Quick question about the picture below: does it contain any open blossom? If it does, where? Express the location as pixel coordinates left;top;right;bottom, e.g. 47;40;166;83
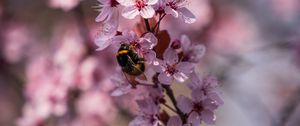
177;94;218;125
188;72;224;105
152;48;194;84
156;0;196;23
176;72;223;125
118;0;158;19
171;35;206;63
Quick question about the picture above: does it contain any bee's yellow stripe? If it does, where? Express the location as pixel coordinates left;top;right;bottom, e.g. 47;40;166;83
118;50;129;55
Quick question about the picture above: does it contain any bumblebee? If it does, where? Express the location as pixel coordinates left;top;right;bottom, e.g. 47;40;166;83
116;43;145;76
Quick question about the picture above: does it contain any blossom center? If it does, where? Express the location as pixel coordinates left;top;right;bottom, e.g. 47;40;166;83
193;102;204;113
166;2;177;10
135;0;147;10
166;64;177;75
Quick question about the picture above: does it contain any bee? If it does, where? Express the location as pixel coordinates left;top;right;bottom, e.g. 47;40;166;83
116;43;145;76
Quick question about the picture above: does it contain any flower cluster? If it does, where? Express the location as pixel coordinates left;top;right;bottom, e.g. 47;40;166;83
94;0;223;125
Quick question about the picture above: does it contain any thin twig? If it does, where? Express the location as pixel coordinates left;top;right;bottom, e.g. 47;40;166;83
162;85;187;123
152;14;166;33
162;103;178;114
144;19;151;32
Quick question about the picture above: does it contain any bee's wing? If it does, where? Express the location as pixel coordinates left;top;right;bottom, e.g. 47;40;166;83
126;55;147;81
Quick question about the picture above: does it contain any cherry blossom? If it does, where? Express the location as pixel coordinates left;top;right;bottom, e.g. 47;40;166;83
152;48;194;84
164;0;196;23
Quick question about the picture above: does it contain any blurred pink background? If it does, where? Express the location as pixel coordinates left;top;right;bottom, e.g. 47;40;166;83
0;0;300;126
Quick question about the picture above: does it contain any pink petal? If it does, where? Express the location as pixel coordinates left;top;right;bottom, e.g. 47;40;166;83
140;6;155;19
191;45;206;60
176;95;193;114
188;112;201;126
191;88;205;102
143;50;156;63
203;99;218;111
163;48;178;65
140;33;157;49
151;59;166;73
201;110;216;125
178;7;196;24
173;72;188;82
208;92;224;105
122;6;139;19
167;116;182;126
111;85;132;96
95;36;113;51
165;6;178;18
117;0;135;6
176;62;194;75
180;35;191;51
146;0;159;5
95;7;110;22
158;72;172;84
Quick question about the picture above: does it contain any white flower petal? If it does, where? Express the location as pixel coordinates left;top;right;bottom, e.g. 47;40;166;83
163;48;178;65
201;110;216;125
140;33;157;49
151;59;165;73
111;85;132;96
173;72;188;82
122;6;139;19
176;62;194;75
158;72;172;84
180;34;191;51
95;7;110;22
178;7;196;24
167;116;182;126
117;0;135;6
146;0;159;5
188;112;201;126
177;95;193;114
140;6;155;19
165;6;178;18
95;37;112;51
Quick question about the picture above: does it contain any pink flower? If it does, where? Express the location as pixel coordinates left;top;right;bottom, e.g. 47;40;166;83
164;0;196;23
118;0;158;19
176;72;223;125
177;95;218;125
152;48;194;84
188;72;224;105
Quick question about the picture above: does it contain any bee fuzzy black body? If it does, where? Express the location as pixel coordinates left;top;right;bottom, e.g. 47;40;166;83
117;44;145;76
